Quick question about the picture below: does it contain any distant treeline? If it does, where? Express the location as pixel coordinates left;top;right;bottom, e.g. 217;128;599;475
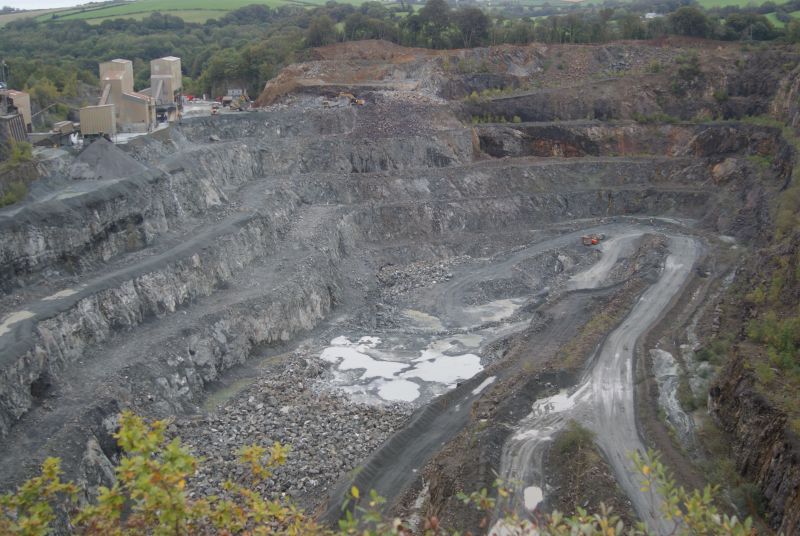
0;0;795;125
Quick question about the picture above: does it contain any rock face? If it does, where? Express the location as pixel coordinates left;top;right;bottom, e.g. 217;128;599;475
476;122;791;166
709;357;800;535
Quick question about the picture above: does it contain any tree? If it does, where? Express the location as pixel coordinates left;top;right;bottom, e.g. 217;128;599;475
24;78;59;110
419;0;450;30
419;0;451;48
618;12;646;40
647;17;668;39
724;13;776;40
454;7;490;48
668;6;710;38
220;4;272;25
507;19;535;44
787;19;800;42
305;15;337;48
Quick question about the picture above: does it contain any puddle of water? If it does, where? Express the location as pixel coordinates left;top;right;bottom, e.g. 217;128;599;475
0;310;35;337
42;288;79;301
201;350;295;410
403;309;444;331
54;189;87;201
463;298;524;324
320;335;485;404
377;379;420;402
532;389;575;415
402;353;482;384
472;376;496;396
451;334;482;348
321;345;407;380
523;486;543;510
202;377;256;411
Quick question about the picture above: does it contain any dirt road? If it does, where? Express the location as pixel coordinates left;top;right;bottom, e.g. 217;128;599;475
496;233;700;534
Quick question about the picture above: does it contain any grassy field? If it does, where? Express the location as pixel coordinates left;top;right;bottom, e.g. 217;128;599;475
694;0;789;8
0;7;72;26
33;0;368;24
764;9;800;27
766;11;785;27
12;0;797;26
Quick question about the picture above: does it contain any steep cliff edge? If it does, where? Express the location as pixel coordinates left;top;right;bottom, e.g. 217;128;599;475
706;71;800;534
709;354;800;533
707;230;800;536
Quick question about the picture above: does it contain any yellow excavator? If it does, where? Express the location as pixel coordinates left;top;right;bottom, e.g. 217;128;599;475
339;92;365;106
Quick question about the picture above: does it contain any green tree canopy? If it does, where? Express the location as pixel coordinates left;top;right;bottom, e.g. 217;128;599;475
668;6;711;38
306;15;337;47
454;7;490;48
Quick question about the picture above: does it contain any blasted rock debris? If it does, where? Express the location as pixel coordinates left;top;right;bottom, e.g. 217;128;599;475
172;355;410;509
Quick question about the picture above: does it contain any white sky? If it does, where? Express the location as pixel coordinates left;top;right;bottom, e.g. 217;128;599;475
4;1;89;9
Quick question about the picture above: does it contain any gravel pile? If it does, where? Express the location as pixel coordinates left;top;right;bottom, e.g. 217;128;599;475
378;257;469;300
170;354;411;510
69;137;148;180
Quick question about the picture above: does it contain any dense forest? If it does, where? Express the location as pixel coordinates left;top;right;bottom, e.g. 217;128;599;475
1;0;797;128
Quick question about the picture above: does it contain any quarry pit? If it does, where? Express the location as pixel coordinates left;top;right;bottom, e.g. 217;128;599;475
1;40;797;534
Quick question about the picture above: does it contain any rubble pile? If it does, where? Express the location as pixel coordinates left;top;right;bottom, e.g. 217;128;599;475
174;355;411;508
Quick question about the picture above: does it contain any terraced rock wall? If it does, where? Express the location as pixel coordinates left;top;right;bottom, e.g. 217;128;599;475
0;91;795;533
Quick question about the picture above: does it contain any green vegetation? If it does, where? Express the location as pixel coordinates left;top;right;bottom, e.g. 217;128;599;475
716;115;800;432
713;88;729;103
552;420;595;454
38;0;365;25
696;420;768;519
0;411;756;535
2;140;33;166
1;412;303;535
670;53;703;96
2;0;799;130
746;154;774;170
442;57;492;75
695;337;733;368
463;85;535;103
471;113;513;124
694;0;784;9
747;312;800;377
0;181;28;208
676;375;701;413
0;140;34;207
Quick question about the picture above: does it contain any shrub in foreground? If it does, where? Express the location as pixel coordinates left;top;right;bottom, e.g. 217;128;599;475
0;412;756;535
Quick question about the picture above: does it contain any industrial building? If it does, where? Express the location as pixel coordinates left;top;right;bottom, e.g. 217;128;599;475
80;56;183;138
146;56;183;122
0;89;32;135
79;104;116;139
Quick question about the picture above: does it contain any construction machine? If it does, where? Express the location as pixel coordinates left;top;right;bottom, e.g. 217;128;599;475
581;233;605;246
338;92;365;105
